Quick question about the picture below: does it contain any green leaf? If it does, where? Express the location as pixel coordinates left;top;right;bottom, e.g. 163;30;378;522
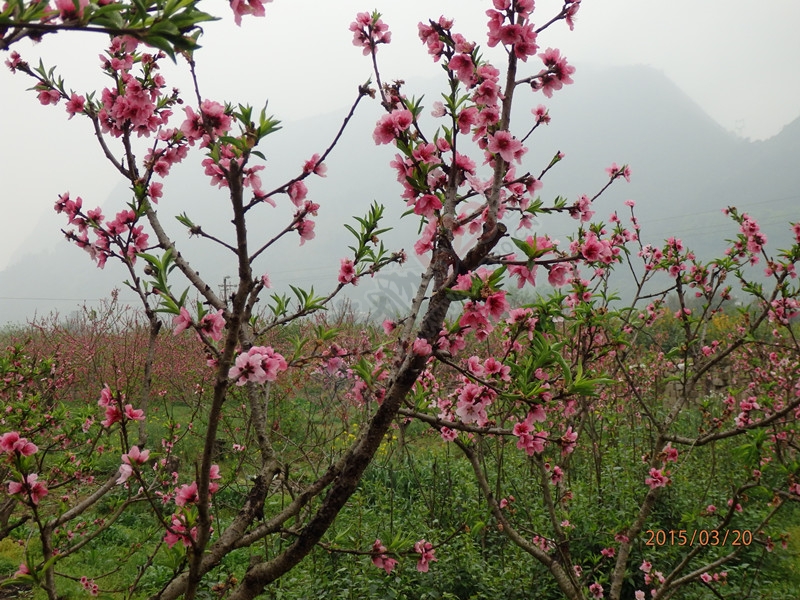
510;236;535;259
175;212;196;229
140;34;176;60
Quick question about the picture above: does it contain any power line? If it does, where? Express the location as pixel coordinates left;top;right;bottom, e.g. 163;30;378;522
638;194;800;226
0;296;107;302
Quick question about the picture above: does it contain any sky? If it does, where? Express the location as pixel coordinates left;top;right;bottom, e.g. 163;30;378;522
1;0;799;276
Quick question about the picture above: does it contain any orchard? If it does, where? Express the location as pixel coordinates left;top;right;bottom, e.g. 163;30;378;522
1;1;799;599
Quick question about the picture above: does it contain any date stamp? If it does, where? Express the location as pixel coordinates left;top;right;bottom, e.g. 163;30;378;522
645;529;753;547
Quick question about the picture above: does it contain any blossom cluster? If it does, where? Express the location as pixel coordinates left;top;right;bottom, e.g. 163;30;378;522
486;0;539;61
97;37;172;138
2;432;47;509
0;431;38;457
228;346;288;385
230;0;271;26
350;11;392;55
8;473;48;506
163;465;221;548
116;445;150;485
98;384;145;428
56;194;150;269
370;539;398;574
172;307;227;342
413;539;437;572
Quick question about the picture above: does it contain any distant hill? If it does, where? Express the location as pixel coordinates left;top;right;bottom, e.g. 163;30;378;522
2;65;798;326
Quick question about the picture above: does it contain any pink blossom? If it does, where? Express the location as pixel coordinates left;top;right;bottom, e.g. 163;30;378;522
700;573;712;583
727;498;743;512
80;577;99;596
536;48;575;97
122;446;150;466
164;515;197;548
172;307;192;335
564;1;580;29
455;385;490;425
38;89;61;105
373;115;398;145
486;130;525;164
230;0;270;26
229;346;288;385
440;427;457;442
547;263;571;287
97;73;166;138
8;473;48;505
414;539;437;572
645;468;669;489
208;464;222;494
459;302;492;340
412;338;432;356
175;481;199;506
148;182;163;203
12;563;31;580
382;319;396;335
606;162;631;182
550;465;564;484
572;194;594;222
296;219;316;244
589;582;604;598
430;101;446;118
180;106;205;142
662;443;678;463
199;100;231;136
509;263;537;288
303;153;327;177
640;560;652;573
484;291;509;320
5;51;22;72
373;109;414;145
448;53;475;83
350;11;392;55
580;233;613;263
116;464;133;485
288;180;308;206
54;0;89;20
243;165;264;194
412;193;443;218
65;93;86;119
102;405;122;428
97;384;114;408
338;258;358;285
124;404;145;421
0;432;38;456
514;412;549;455
418;19;447;59
532;104;551;124
560;426;578;456
371;539;398;574
199;311;226;341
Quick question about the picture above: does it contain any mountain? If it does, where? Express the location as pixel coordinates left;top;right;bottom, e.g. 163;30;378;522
2;65;798;327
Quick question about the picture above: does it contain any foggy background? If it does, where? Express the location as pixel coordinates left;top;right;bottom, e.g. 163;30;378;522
1;0;798;326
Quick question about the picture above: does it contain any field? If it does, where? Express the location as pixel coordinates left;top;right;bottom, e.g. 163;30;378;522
1;297;799;600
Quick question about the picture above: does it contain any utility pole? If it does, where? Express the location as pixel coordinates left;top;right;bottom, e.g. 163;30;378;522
218;276;232;308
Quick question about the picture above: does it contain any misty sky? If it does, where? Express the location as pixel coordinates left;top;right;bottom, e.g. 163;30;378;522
2;0;799;273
